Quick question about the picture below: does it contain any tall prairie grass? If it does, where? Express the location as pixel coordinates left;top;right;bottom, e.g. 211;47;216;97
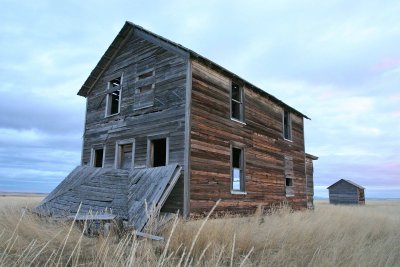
0;196;399;266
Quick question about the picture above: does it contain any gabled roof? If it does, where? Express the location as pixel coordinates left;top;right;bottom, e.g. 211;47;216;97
78;21;310;120
327;179;365;189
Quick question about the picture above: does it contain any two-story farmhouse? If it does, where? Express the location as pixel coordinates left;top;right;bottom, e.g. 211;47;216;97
37;22;317;230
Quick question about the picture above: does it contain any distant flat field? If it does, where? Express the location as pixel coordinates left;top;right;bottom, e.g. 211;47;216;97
0;192;47;197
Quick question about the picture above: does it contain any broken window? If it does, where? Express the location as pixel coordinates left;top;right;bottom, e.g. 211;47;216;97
283;110;292;140
93;148;104;168
150;138;167;167
106;77;122;116
231;146;245;192
231;82;244;122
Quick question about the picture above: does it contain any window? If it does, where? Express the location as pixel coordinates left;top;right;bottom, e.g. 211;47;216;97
148;138;168;167
115;139;135;169
286;177;293;187
284;156;294;196
120;144;133;169
283;110;292;140
231;146;245;192
92;148;104;168
231;82;244;122
134;69;155;110
106;77;122;116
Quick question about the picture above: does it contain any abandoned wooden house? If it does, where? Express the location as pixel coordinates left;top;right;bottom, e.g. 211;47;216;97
36;21;317;230
327;179;365;205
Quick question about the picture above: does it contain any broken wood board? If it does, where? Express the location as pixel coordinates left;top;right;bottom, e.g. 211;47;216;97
127;163;182;231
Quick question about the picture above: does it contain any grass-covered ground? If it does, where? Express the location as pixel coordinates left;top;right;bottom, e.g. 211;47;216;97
0;196;399;266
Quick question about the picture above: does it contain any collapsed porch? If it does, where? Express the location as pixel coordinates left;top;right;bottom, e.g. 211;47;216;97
36;164;182;231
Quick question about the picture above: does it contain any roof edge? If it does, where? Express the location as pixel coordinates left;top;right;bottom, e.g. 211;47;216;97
77;21;310;119
327;179;365;189
306;153;318;160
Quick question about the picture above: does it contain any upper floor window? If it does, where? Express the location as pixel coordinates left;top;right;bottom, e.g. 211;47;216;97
231;82;244;122
106;76;122;116
134;69;155;110
283;110;292;140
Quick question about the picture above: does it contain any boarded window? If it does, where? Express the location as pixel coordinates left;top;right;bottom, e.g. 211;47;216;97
284;156;294;196
106;77;122;116
231;83;244;121
93;149;104;168
150;138;167;167
134;69;155;110
119;144;133;169
231;146;245;192
283;110;292;140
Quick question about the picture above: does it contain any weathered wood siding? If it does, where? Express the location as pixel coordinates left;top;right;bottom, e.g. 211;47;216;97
329;180;362;205
81;31;187;212
36;166;130;218
305;157;314;207
189;60;307;214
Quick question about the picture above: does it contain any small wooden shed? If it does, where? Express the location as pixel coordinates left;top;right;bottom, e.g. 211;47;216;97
327;179;365;205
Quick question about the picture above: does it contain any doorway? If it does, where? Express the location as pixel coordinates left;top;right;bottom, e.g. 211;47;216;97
149;138;167;167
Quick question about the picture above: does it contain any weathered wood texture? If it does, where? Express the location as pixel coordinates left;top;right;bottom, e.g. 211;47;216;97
81;31;187;212
36;166;130;218
305;156;314;208
189;60;308;214
128;164;182;230
36;164;182;231
328;179;365;205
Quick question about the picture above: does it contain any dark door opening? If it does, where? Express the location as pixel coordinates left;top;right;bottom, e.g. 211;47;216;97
152;138;167;167
94;149;104;167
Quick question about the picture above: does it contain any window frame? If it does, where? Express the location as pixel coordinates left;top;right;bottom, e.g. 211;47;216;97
114;139;135;170
283;109;292;141
146;134;170;168
90;145;105;168
105;74;123;117
230;81;245;123
284;156;294;197
230;142;246;194
134;68;155;110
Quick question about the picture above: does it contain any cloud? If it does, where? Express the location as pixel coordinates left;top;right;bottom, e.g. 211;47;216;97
0;0;399;197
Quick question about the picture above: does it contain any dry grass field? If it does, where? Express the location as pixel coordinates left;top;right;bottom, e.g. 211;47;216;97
0;196;399;266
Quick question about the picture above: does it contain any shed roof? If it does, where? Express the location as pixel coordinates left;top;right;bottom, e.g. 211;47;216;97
327;179;365;189
77;21;310;120
306;153;319;160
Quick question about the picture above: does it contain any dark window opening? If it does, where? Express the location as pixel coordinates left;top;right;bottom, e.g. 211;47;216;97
109;90;120;115
285;177;293;187
152;138;167;167
231;146;244;192
283;110;292;140
94;149;103;167
231;83;244;121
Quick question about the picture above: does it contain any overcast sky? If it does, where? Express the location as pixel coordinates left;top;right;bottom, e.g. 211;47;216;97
1;0;399;198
